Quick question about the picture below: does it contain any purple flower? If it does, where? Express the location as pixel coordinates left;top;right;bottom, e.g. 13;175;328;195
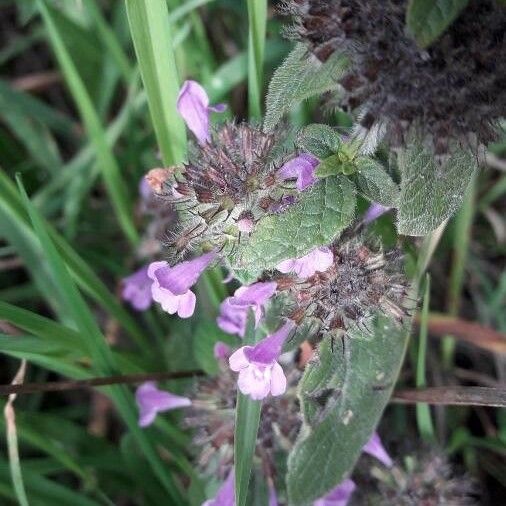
278;153;319;191
135;382;191;428
363;203;391;224
121;265;153;311
277;246;334;279
228;321;295;400
362;431;393;467
214;341;231;360
203;468;235;506
148;252;215;318
313;479;356;506
177;80;226;144
217;282;277;337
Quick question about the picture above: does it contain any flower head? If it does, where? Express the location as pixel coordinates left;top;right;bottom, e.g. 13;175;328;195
121;265;153;311
313;479;356;506
229;321;295;400
135;382;191;428
217;281;277;337
148;252;215;318
177;80;226;144
277;246;334;279
203;468;235;506
278;153;319;191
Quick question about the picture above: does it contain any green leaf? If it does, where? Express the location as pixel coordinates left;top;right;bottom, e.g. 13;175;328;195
125;0;187;165
234;312;262;506
232;176;356;283
296;124;342;159
287;314;411;505
264;44;348;132
406;0;469;48
351;157;400;207
397;141;477;236
315;154;356;178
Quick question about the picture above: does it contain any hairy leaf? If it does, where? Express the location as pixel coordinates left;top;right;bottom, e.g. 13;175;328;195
287;314;410;505
397;142;477;236
296;124;342;159
264;44;348;132
351;157;399;207
232;176;356;283
406;0;469;48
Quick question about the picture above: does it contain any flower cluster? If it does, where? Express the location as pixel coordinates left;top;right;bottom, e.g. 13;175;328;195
186;347;393;505
283;0;506;148
145;80;320;261
273;237;408;341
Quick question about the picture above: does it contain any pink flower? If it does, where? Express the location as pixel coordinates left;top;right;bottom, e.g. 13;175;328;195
135;382;191;428
228;321;295;400
121;265;153;311
362;431;393;467
313;479;356;506
217;282;277;337
177;80;226;144
203;468;235;506
213;341;232;360
148;252;215;318
277;246;334;279
278;153;320;191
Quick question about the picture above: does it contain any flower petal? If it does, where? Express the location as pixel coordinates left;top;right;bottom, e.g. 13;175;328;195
246;320;295;364
238;366;271;400
362;432;393;467
155;252;215;295
229;347;251;371
177;80;211;144
122;265;153;311
176;290;196;318
278;153;319;191
313;479;356;506
270;361;287;396
213;341;231;360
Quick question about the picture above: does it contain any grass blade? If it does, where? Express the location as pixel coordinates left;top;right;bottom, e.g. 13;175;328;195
37;0;138;245
3;361;29;506
416;275;435;441
234;312;262;506
125;0;186;165
247;0;267;119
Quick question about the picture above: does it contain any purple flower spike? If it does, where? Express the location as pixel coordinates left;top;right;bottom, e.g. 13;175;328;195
213;341;231;360
177;80;226;144
277;246;334;279
217;281;277;337
362;432;393;467
363;203;391;224
203;468;235;506
278;153;320;191
121;265;153;311
135;382;191;428
148;252;215;318
313;479;356;506
229;321;295;400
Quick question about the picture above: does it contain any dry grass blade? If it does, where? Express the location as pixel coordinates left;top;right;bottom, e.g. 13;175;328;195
3;359;29;506
418;313;506;355
393;386;506;407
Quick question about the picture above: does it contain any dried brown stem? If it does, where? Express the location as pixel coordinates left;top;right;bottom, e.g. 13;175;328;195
0;370;204;396
392;386;506;408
